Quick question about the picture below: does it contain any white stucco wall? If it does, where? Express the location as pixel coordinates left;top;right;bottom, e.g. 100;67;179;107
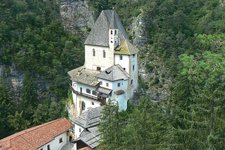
74;94;101;116
98;79;113;89
117;93;127;111
114;55;130;73
114;54;138;99
129;54;138;98
72;82;101;116
38;132;68;150
74;124;84;139
85;45;114;71
98;78;128;110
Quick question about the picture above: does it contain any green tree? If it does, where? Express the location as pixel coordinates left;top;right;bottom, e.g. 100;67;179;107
99;101;126;150
0;78;14;138
124;97;170;150
170;34;225;149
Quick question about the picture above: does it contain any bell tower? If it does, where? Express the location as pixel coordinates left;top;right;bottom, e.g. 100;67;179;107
109;12;119;50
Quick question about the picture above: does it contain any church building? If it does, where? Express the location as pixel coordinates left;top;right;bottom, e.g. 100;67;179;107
68;10;138;115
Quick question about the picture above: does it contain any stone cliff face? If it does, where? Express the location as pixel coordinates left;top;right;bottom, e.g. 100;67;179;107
0;64;23;100
60;0;94;37
59;0;172;101
0;64;51;101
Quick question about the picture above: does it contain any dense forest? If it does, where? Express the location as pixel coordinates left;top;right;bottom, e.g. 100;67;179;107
0;0;84;138
0;0;224;149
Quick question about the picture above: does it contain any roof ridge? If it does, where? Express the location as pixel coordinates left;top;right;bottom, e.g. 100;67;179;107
116;64;129;78
0;118;63;142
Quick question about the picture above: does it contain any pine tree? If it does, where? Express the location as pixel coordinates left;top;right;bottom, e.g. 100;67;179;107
169;34;225;149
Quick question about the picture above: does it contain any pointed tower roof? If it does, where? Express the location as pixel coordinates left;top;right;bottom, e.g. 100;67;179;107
85;10;128;47
109;11;118;29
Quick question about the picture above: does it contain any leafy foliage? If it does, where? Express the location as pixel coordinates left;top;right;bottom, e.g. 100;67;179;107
0;0;82;138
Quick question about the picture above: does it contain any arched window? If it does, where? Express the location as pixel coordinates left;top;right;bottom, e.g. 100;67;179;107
103;50;106;58
93;49;95;56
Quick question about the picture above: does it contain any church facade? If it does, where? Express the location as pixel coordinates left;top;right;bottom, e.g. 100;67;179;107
68;10;138;115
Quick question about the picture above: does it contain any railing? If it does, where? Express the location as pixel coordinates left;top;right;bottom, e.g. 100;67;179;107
71;86;98;100
71;86;107;105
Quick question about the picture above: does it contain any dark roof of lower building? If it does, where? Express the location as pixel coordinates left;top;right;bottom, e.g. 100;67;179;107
96;64;129;81
77;126;100;149
74;107;104;129
0;118;72;150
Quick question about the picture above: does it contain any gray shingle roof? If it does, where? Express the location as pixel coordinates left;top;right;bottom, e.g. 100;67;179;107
74;107;103;149
96;64;129;81
84;10;128;46
74;106;103;128
109;11;118;29
68;66;99;86
78;126;100;149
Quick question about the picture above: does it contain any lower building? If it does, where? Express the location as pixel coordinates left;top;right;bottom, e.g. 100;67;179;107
0;118;73;150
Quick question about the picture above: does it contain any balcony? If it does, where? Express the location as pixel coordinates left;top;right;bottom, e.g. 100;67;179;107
71;86;107;105
71;86;98;100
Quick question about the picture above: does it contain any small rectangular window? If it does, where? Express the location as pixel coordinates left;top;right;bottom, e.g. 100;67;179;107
103;50;106;58
97;67;101;71
131;79;133;85
93;49;95;56
86;89;91;94
115;30;117;34
92;91;97;95
80;87;82;93
92;102;94;105
133;54;135;57
106;83;109;87
59;138;63;143
117;83;120;87
133;65;135;71
47;145;50;150
79;128;81;132
120;55;123;60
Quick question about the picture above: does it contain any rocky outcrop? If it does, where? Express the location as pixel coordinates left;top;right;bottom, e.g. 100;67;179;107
138;45;172;101
129;13;148;47
60;0;94;37
0;64;24;100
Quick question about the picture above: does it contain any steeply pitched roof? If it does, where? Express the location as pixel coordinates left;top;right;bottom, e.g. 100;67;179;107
74;107;103;149
109;11;118;29
0;118;72;150
77;126;100;149
74;107;103;129
114;39;139;55
84;10;128;47
96;64;129;81
68;66;99;86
